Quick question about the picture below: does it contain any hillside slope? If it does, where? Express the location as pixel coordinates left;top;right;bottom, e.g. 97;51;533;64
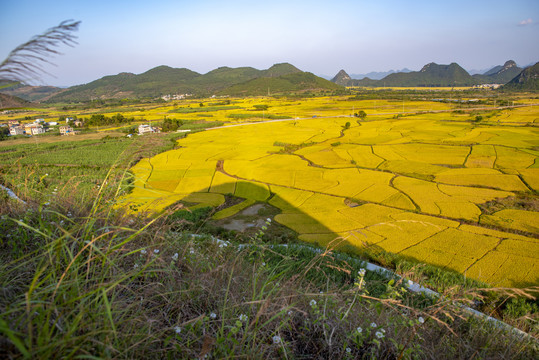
0;81;62;102
46;63;333;102
0;92;32;109
502;62;539;90
221;71;342;96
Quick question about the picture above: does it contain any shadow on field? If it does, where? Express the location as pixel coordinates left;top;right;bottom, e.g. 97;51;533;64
136;179;538;289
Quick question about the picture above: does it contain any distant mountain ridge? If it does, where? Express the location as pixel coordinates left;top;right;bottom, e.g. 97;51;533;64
350;68;412;80
472;60;523;84
45;63;341;102
330;60;531;87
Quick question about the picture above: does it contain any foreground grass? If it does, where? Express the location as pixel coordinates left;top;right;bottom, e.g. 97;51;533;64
0;187;537;359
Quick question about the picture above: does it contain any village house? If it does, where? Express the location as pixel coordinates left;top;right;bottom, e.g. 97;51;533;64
59;125;75;135
9;126;24;136
138;124;160;135
8;120;19;127
24;124;45;135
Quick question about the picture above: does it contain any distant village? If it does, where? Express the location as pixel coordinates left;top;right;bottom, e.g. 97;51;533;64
1;116;179;139
4;117;83;137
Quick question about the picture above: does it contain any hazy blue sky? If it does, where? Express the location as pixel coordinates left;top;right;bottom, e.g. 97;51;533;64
1;0;538;86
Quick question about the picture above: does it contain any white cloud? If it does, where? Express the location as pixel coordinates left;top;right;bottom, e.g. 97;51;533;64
518;18;533;26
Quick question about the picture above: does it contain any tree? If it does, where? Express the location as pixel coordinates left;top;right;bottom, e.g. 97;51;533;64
161;117;183;132
356;110;367;120
0;127;9;140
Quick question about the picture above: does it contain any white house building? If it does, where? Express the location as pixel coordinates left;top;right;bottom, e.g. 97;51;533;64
9;126;24;136
138;124;160;135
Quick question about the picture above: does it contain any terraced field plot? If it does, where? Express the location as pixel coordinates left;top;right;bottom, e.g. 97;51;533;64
122;99;539;287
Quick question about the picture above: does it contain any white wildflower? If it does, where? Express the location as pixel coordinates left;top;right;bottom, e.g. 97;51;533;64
239;314;248;322
370;322;377;328
174;326;181;334
356;326;362;333
287;310;293;316
272;335;281;344
358;268;366;277
153;249;160;254
134;263;139;269
189;248;195;254
418;316;425;324
266;218;271;222
346;347;352;353
375;331;384;339
210;312;217;319
309;299;317;307
140;249;147;255
262;262;266;266
172;253;179;261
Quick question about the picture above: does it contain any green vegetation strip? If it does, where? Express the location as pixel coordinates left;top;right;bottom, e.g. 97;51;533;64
195;235;534;342
212;199;256;220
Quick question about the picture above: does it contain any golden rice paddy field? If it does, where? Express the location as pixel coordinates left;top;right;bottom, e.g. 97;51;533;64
8;95;536;287
117;96;539;288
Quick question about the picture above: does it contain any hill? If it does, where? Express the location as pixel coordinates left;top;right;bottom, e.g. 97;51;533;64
378;62;475;87
46;63;334;102
0;92;32;109
48;67;202;101
221;71;342;96
502;61;539;90
331;70;352;86
472;60;523;84
0;81;62;102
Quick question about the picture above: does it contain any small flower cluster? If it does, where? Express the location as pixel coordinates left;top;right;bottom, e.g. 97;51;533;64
217;239;231;249
230;314;249;335
355;268;367;290
351;321;387;351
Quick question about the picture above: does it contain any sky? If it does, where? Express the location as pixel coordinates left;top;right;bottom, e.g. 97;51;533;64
1;0;538;86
